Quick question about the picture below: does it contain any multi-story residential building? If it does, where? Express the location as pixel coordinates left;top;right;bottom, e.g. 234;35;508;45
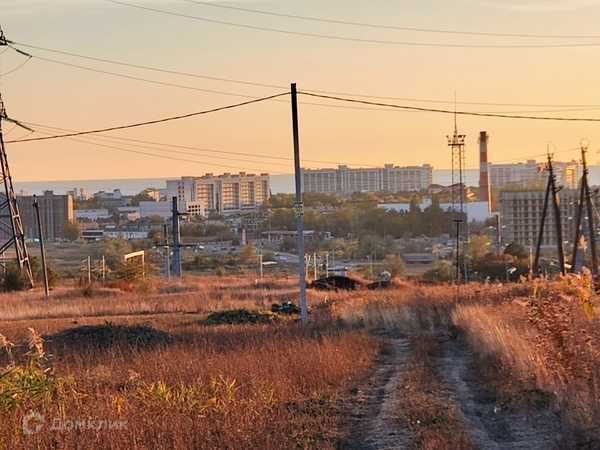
166;173;270;215
500;188;598;248
302;164;433;194
490;160;579;190
17;191;74;241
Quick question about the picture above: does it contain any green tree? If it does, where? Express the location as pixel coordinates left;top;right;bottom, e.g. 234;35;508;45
468;235;492;263
504;242;528;260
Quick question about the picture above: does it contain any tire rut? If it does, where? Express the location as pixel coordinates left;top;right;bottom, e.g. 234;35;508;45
341;334;410;449
437;333;564;450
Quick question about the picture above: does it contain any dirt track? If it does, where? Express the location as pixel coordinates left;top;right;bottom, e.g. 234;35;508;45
341;326;564;449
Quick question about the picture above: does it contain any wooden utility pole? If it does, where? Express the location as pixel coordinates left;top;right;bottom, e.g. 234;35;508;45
291;83;308;324
32;196;49;298
582;146;599;276
533;171;552;276
548;154;566;276
571;162;587;272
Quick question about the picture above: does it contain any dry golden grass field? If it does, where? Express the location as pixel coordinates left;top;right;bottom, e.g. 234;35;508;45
1;274;600;449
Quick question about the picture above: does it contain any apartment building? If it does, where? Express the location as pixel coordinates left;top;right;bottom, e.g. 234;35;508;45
17;191;74;241
499;189;596;248
302;164;433;194
490;160;579;190
166;173;270;216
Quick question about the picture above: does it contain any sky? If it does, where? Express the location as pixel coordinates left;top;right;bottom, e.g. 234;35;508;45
2;0;600;181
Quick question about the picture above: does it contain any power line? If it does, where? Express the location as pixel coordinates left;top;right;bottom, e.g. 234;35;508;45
298;91;600;122
183;0;600;40
22;121;371;167
12;42;600;108
103;0;600;49
0;55;31;77
27;53;600;115
30;128;290;174
7;92;289;144
27;52;267;100
29;123;292;168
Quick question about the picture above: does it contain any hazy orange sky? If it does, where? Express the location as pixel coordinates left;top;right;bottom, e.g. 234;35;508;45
2;0;600;181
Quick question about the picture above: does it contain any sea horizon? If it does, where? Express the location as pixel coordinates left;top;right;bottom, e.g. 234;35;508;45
13;167;600;196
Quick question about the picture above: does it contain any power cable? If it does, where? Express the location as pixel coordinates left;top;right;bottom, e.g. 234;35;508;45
22;121;373;167
0;56;31;77
298;91;600;122
7;92;289;143
11;42;600;108
29;124;293;167
103;0;600;49
14;50;600;116
29;128;290;174
182;0;600;40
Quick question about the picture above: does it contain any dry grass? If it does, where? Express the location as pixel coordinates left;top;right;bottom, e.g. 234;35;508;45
4;272;600;447
0;275;378;449
452;277;600;442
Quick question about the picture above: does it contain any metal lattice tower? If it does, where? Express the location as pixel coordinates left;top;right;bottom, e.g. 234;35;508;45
447;114;466;215
447;112;467;282
0;34;34;286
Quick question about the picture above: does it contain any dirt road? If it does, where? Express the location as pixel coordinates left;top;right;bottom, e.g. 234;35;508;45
341;326;564;449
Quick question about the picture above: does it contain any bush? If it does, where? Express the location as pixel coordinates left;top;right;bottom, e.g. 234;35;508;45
204;309;278;325
0;264;29;292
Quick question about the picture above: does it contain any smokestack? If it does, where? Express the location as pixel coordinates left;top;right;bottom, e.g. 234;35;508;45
479;131;491;209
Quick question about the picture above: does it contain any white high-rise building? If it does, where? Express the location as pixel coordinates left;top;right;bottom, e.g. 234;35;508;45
166;173;270;216
489;160;579;190
302;164;433;194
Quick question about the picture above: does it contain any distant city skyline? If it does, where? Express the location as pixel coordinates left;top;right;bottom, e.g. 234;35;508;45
2;0;600;181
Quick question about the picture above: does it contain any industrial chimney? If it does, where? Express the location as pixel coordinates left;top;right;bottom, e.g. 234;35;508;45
479;131;491;209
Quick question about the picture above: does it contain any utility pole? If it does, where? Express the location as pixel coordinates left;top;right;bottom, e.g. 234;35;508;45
313;252;318;281
87;256;91;285
533;170;552;276
32;196;49;298
291;83;308;324
548;154;566;276
171;197;183;279
571;144;588;273
454;219;462;283
102;255;106;282
578;144;598;277
162;223;171;280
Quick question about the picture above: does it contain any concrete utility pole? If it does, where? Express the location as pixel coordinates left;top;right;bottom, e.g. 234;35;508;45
162;223;171;280
171;197;183;279
32;196;49;298
291;83;308;324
